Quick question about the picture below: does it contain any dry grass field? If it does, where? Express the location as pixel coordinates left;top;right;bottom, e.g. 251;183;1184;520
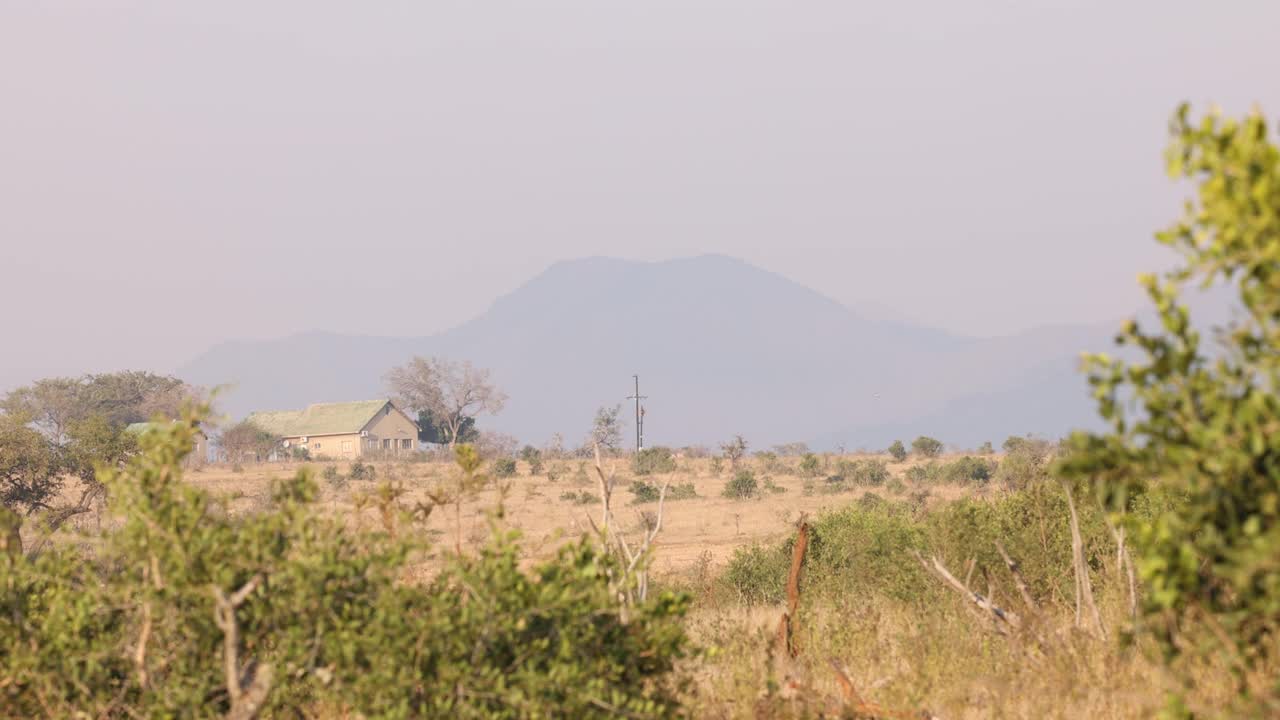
177;453;969;575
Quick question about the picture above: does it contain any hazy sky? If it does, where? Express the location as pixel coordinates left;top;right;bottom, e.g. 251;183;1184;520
2;1;1277;390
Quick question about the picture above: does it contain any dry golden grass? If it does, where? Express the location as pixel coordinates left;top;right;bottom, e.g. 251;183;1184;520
177;453;973;575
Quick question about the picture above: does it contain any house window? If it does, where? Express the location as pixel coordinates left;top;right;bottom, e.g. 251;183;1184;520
313;442;321;450
382;439;391;449
342;440;353;454
401;439;412;450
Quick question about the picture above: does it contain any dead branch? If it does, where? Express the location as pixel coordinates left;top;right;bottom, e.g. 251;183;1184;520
1107;519;1138;619
1064;483;1107;639
24;482;105;559
773;518;810;658
994;541;1037;612
134;601;152;690
915;551;1020;632
212;574;272;720
829;658;941;720
592;445;670;605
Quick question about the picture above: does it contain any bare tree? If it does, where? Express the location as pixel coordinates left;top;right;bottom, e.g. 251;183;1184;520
385;356;507;448
588;404;624;454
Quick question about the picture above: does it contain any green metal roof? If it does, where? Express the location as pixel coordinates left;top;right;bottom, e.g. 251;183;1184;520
125;421;163;434
245;399;394;437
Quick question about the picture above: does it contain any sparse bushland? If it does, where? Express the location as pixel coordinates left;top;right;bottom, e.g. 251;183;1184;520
0;409;691;718
632;446;677;476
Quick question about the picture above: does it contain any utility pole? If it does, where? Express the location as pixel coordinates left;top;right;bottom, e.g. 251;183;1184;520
627;375;647;452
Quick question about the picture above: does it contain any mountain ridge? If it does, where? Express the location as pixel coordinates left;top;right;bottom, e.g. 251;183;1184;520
181;255;1110;449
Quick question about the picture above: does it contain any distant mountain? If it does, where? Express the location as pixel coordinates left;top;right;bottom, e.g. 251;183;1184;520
180;255;1111;449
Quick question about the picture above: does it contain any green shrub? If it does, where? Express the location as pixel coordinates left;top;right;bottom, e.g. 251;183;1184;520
848;459;890;486
349;460;376;481
977;441;995;455
632;446;677;476
995;441;1053;490
559;489;599;505
720;543;790;605
322;464;341;481
761;477;787;494
722;470;758;499
629;480;661;504
668;482;698;501
905;463;940;485
798;453;823;477
939;456;994;485
911;436;944;458
886;477;907;495
520;445;544;475
887;440;908;462
754;451;782;473
492;456;518;478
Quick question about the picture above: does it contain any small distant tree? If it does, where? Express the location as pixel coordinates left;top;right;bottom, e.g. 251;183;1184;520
977;440;995;455
543;433;566;459
887;440;907;462
219;421;280;462
720;435;748;470
475;430;519;460
589;404;624;454
911;435;943;458
772;442;810;457
519;445;544;475
385;356;507;448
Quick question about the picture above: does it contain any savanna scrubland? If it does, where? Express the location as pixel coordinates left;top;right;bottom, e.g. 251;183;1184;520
3;108;1279;718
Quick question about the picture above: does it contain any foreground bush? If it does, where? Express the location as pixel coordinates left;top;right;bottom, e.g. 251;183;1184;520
0;412;690;718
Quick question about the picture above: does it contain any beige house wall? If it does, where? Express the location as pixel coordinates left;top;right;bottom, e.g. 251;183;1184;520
285;433;364;459
362;405;419;454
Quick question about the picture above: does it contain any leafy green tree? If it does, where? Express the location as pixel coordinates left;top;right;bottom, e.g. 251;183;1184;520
887;440;908;461
911;436;943;458
1059;106;1280;711
0;413;65;514
416;408;478;445
2;372;198;442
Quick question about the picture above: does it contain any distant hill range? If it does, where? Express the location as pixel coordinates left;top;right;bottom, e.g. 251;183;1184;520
180;255;1113;450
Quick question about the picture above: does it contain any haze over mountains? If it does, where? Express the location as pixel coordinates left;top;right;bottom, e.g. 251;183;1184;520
179;255;1112;449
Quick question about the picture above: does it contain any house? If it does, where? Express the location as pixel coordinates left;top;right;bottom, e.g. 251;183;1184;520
245;399;420;459
125;421;209;466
